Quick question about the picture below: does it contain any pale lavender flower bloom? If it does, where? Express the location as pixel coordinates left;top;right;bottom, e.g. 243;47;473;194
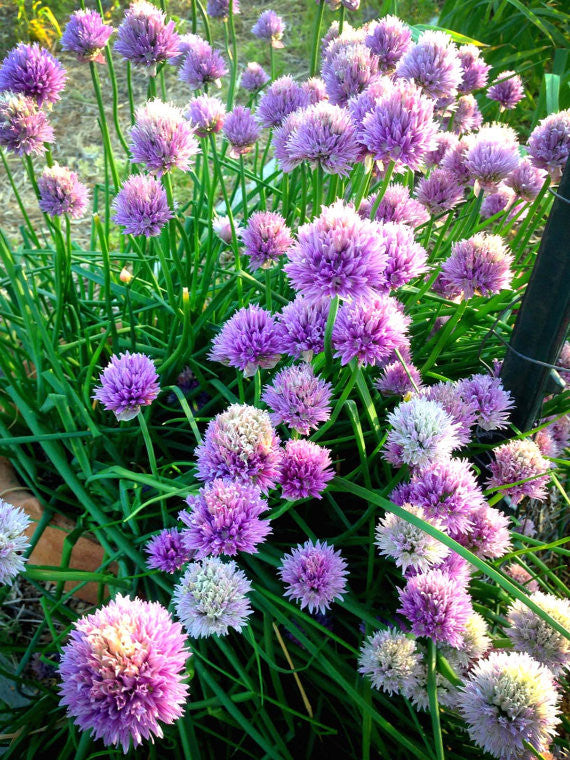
195;404;282;492
527;109;570;181
61;9;114;63
0;92;54;155
180;479;270;558
465;124;520;188
376;221;428;291
279;439;334;500
322;43;380;107
38;164;88;219
279;539;348;613
365;16;412;72
241;211;293;270
347;76;393;137
376;503;450;574
480;184;517;219
397;30;462;100
457;373;513;430
376;360;422;396
504;563;539;593
223;105;260;157
276;296;328;360
252;10;285;48
506;591;570;675
398;568;472;647
333;295;410;367
115;0;179;69
458;651;561;760
285;200;388;302
112;174;172;237
487;438;551;505
361;79;438;172
359;184;429;227
487;70;524;110
358;628;424;697
384;397;462;469
185;94;225;137
145;528;191;573
58;595;189;753
302;77;328;104
130;100;199;176
241;62;269;92
425;131;459;167
457;44;490;94
257;76;310;128
448;94;483;134
421;380;477;446
0;499;31;586
505;158;546;202
439;611;491;672
273;108;306;172
442;137;472;184
206;0;239;20
209;305;281;376
168;33;201;67
455;505;511;559
416;168;465;214
0;43;66;106
262;364;332;435
93;352;159;421
173;558;251;637
440;233;514;299
179;38;227;90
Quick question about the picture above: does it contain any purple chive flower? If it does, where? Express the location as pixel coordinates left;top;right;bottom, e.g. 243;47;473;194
115;0;179;70
480;185;517;219
487;438;551;505
279;101;361;176
416;168;465;215
112;174;172;237
454;505;511;559
465;124;520;188
179;37;227;90
185;94;225;137
0;499;31;586
173;557;251;637
457;44;490;94
527;109;570;181
37;164;88;219
240;211;293;271
145;528;191;573
505;158;546;202
487;70;524;110
457;373;513;430
279;539;348;613
376;503;450;574
223;105;260;157
358;628;425;698
195;404;281;492
397;30;462;100
263;364;332;435
361;80;438;172
58;595;189;753
130;100;199;176
252;10;285;48
458;651;561;760
93;352;159;421
385;397;462;469
359;183;429;227
257;76;310;128
61;9;114;63
0;43;66;107
276;296;328;360
273;108;307;172
241;62;270;93
0;92;54;156
442;137;472;184
302;77;328;104
347;76;393;137
168;33;201;67
365;15;412;72
448;94;483;135
285;200;388;302
333;295;410;367
392;458;484;536
180;479;271;558
376;359;422;396
209;304;282;376
420;381;477;446
440;233;514;299
425;131;459;167
322;43;380;107
206;0;240;20
279;439;334;500
398;569;472;647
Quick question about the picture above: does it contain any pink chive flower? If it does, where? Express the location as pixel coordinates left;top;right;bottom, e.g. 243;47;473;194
61;9;114;63
276;296;328;360
252;10;285;48
487;438;551;505
279;439;334;500
359;184;429;227
457;373;513;431
112;174;172;237
487;70;524;110
241;62;270;92
262;364;332;435
448;94;483;135
454;505;512;559
115;0;179;70
440;233;514;300
240;211;293;271
465;124;520;188
396;30;462;100
130;100;199;176
416;168;465;215
421;380;477;446
223;105;260;157
505;158;547;202
442;137;472;184
38;164;89;219
365;15;412;72
145;528;191;573
209;304;282;376
93;352;160;421
58;596;189;753
0;42;66;107
185;94;225;137
180;479;271;558
527;109;570;181
457;44;490;94
504;563;539;593
279;539;348;613
0;92;54;156
257;76;310;128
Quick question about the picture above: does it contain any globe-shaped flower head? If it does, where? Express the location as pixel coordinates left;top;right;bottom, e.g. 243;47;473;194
145;528;191;573
505;158;546;202
0;43;66;106
93;352;160;421
486;438;551;505
278;439;334;500
38;164;89;219
457;44;490;94
358;628;424;697
209;304;282;376
365;16;412;72
279;539;348;613
115;0;179;69
185;94;225;137
179;36;227;90
527;109;570;181
252;10;285;48
0;92;54;156
465;124;520;188
455;504;512;560
112;174;172;237
130;100;199;176
359;184;429;227
206;0;240;20
241;62;269;93
457;373;513;430
262;364;332;435
440;233;514;299
0;499;31;586
240;211;293;271
487;71;524;110
397;30;462;100
322;43;380;107
61;9;114;63
257;76;310;128
223;105;260;157
276;296;329;360
58;595;189;753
